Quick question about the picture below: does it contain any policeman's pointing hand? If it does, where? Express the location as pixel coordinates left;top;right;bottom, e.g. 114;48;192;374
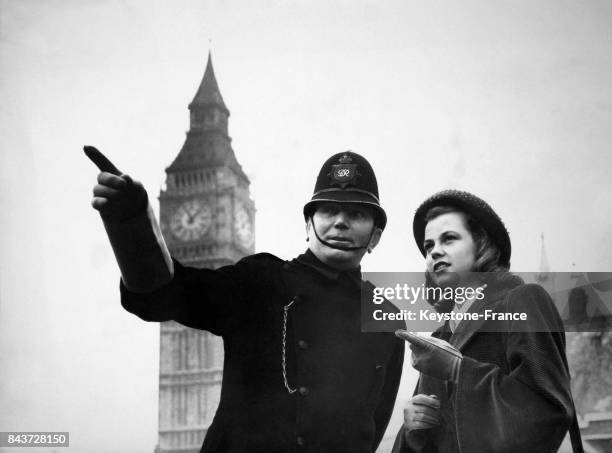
84;145;122;175
84;145;148;222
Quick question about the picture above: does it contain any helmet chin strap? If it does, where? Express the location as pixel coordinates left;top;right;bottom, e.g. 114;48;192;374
309;216;374;252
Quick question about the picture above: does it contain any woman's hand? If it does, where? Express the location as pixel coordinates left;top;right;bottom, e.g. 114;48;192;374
395;330;463;382
404;394;441;432
401;394;440;449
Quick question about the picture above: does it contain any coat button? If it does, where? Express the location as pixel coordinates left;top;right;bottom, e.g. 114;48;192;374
296;436;305;447
298;340;308;350
298;386;309;396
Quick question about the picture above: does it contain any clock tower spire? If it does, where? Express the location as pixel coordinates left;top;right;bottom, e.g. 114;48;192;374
190;52;228;117
166;52;247;180
156;52;255;453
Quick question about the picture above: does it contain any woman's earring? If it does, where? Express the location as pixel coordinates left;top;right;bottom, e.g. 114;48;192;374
367;247;372;254
306;237;309;242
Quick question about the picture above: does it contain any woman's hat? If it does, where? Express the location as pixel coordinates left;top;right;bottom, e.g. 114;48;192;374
413;190;511;266
303;151;387;230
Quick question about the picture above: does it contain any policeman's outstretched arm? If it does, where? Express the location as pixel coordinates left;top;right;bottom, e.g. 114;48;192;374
85;145;174;292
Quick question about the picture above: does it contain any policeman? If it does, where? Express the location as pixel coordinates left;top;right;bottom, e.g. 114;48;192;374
86;147;404;453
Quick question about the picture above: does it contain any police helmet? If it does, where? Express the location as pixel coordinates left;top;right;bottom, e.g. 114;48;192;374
303;151;387;230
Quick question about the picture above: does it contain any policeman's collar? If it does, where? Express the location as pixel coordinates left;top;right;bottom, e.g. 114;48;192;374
293;249;362;283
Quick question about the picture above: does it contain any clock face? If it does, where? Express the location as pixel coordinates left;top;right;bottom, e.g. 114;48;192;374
234;206;254;248
170;200;212;242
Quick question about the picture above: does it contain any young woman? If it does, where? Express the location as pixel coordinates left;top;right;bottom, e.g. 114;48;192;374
393;190;579;453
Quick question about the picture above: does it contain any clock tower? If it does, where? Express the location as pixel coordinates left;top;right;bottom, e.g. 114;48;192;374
156;53;255;453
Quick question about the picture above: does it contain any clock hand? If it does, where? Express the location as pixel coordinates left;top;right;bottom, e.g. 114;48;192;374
190;209;206;224
187;210;199;224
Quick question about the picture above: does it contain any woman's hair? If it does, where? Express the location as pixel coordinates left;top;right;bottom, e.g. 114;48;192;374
423;205;512;312
424;205;509;273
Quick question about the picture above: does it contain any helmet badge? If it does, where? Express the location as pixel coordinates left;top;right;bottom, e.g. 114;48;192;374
328;152;361;189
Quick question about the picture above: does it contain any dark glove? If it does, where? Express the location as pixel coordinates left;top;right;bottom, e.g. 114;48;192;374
85;145;148;222
402;394;440;450
85;145;173;292
396;330;462;382
404;394;441;432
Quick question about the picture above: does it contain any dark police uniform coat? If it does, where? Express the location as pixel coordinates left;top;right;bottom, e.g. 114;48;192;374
393;277;574;453
121;250;404;453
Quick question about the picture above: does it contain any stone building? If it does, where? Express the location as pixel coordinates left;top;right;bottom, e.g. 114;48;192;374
536;236;612;453
154;53;255;453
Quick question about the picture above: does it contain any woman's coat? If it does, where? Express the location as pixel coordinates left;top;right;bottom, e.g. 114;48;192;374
393;278;574;453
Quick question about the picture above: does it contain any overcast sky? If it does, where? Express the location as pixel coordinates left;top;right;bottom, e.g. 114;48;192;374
1;1;611;451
